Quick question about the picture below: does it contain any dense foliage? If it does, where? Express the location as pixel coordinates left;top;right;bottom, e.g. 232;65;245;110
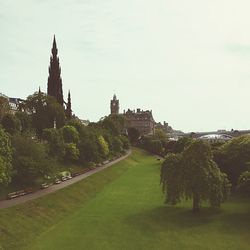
237;171;250;196
0;91;130;189
0;128;12;186
161;140;231;212
213;136;250;188
139;129;169;155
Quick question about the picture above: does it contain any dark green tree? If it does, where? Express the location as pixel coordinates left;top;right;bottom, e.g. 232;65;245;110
112;136;123;153
15;112;32;133
1;113;21;134
61;125;79;143
102;114;125;135
42;128;65;159
12;134;55;183
127;127;140;144
0;96;10;122
213;136;250;187
64;143;79;162
26;91;65;138
161;140;231;213
119;135;130;150
0;128;12;186
237;171;250;196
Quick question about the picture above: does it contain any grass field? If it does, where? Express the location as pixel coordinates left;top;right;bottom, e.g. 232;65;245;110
0;149;250;250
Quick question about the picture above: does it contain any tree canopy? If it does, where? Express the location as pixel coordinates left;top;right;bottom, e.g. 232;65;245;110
0;128;13;186
26;91;65;138
213;135;250;187
161;140;231;213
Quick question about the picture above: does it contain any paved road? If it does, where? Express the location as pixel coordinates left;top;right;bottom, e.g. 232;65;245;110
0;150;131;209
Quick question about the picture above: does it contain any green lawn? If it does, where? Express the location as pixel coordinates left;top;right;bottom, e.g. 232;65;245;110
0;149;250;250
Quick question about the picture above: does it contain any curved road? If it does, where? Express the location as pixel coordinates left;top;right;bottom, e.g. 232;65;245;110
0;150;132;209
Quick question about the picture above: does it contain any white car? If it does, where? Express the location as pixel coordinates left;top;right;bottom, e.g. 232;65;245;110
54;179;61;184
61;176;67;181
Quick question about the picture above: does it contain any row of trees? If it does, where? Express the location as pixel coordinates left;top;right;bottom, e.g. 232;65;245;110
0;91;130;188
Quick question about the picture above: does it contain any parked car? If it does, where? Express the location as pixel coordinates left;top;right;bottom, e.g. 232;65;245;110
61;176;67;181
66;175;72;180
41;183;49;189
24;188;33;194
72;172;80;177
54;179;61;184
7;192;19;200
7;189;26;199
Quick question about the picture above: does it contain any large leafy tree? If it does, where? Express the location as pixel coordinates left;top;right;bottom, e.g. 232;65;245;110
42;128;65;159
0;96;10;122
127;127;140;144
12;134;55;183
237;171;250;196
101;114;125;136
64;143;80;162
1;113;21;134
161;140;231;213
213;136;250;187
61;125;79;143
77;127;101;163
98;135;109;157
15;111;32;133
26;91;65;138
0;128;12;186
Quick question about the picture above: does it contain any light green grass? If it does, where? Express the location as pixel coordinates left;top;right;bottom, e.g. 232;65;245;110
1;149;250;250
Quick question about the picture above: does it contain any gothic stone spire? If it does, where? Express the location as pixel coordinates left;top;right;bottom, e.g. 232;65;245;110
47;35;64;106
66;90;72;119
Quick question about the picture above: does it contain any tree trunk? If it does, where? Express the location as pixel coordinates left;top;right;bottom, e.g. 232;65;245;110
192;193;200;213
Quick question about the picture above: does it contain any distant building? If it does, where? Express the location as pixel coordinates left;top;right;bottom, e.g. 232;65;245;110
155;121;173;133
0;92;25;114
110;95;155;135
80;119;90;126
124;108;155;135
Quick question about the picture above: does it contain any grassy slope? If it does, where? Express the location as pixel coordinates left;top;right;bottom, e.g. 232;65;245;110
0;152;133;249
1;149;250;250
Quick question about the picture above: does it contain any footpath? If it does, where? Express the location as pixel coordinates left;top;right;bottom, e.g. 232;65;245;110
0;150;131;209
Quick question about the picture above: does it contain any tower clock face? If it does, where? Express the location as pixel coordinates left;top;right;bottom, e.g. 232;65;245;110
113;103;116;106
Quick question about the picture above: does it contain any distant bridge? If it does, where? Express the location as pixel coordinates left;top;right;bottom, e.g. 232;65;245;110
182;129;250;139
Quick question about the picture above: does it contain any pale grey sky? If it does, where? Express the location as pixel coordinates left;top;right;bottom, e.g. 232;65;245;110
1;0;250;132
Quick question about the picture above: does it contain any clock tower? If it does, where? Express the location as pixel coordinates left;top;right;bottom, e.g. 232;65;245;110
110;94;119;114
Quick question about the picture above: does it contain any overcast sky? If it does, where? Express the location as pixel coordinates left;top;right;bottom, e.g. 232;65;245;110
1;0;250;132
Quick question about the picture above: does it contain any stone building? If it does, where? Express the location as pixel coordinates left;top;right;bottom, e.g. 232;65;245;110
0;92;25;114
110;95;155;135
123;108;155;135
155;121;173;133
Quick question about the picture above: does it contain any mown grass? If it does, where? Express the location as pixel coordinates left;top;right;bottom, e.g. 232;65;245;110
1;149;250;250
